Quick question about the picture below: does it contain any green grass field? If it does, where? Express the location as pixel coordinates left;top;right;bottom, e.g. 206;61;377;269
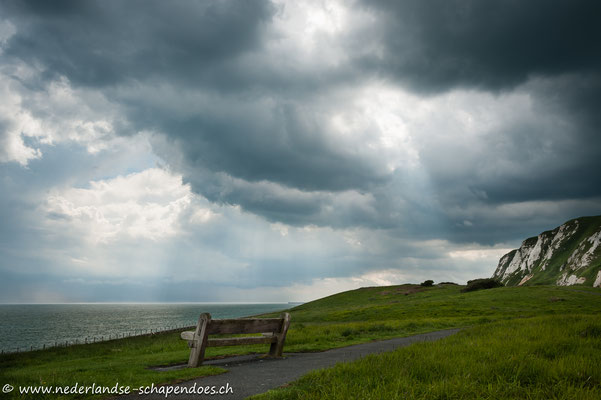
253;314;601;400
1;284;600;399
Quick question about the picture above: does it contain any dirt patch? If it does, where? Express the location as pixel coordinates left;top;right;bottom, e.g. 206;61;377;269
549;297;566;302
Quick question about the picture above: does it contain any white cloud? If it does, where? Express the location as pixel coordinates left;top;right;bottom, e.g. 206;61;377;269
270;0;352;63
45;168;207;243
448;247;513;263
0;71;44;165
0;63;128;166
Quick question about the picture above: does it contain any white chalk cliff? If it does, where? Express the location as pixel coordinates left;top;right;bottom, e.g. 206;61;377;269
492;216;601;287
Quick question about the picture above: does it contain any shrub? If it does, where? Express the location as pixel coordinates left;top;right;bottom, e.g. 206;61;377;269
420;280;434;287
461;278;503;292
341;328;357;337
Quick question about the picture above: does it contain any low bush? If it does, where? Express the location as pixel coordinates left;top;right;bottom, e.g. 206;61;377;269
420;280;434;287
461;278;503;292
341;328;357;337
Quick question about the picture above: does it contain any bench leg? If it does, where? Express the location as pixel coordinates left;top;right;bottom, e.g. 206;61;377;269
188;313;211;367
269;312;291;357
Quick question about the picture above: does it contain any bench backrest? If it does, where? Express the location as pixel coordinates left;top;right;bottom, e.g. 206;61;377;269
182;312;291;367
206;317;284;335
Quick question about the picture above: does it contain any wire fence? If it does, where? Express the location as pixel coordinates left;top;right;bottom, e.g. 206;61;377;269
0;324;196;355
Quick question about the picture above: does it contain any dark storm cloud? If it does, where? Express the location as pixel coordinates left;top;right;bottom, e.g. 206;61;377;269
349;0;601;237
2;0;601;244
1;0;390;223
358;0;601;202
1;0;275;88
136;100;389;193
359;0;601;93
435;86;601;219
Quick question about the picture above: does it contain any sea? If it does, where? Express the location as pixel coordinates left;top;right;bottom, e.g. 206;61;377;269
0;303;289;353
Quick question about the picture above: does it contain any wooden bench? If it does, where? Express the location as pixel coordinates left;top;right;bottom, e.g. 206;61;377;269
181;312;291;367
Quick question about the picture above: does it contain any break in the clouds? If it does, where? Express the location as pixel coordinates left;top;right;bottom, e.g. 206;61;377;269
1;0;600;302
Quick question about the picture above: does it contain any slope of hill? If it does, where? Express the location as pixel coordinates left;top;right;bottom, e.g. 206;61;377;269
4;284;601;400
255;284;601;400
492;215;601;287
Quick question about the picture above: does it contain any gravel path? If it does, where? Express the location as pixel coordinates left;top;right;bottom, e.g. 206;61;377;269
117;328;460;400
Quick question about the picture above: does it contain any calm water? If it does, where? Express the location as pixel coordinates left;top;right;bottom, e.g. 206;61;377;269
0;303;289;353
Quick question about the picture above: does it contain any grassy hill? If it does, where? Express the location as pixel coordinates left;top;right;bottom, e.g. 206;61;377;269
2;284;600;399
254;284;601;400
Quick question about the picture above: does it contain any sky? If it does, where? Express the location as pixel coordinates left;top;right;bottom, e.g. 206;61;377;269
1;0;600;303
